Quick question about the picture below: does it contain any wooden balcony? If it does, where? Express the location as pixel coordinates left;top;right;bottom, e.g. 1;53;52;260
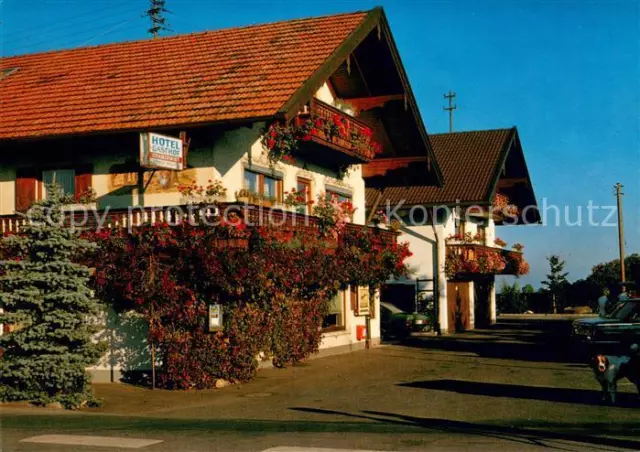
295;98;378;164
446;243;527;277
0;203;398;248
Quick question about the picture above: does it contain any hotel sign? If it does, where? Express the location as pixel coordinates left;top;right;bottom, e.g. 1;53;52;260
140;132;185;171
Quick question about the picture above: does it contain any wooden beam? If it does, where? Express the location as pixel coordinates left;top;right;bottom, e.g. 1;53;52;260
362;156;426;178
496;177;528;189
346;94;405;111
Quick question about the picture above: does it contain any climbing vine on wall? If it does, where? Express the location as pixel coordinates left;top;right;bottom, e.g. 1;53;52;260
85;221;410;389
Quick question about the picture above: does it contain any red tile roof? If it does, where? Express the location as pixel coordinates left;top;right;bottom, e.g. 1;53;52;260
366;128;515;207
0;11;369;140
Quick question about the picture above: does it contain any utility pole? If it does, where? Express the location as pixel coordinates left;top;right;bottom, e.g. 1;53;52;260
147;0;168;38
443;90;457;133
615;182;626;291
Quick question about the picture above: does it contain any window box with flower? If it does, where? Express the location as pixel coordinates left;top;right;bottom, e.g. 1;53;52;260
235;189;278;207
261;99;382;174
445;235;529;279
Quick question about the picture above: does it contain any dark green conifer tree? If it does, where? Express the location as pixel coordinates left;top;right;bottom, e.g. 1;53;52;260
0;186;105;408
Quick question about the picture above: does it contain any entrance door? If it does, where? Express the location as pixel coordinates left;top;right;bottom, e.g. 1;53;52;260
474;277;493;328
447;282;471;332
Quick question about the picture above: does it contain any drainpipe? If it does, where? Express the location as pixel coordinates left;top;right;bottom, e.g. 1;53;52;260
430;213;442;336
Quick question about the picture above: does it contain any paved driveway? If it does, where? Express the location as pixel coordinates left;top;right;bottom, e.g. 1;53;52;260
1;319;639;451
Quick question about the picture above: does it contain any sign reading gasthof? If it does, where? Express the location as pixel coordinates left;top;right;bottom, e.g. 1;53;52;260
140;132;184;171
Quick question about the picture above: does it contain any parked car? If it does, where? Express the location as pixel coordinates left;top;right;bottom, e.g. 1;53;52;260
381;302;432;339
571;297;640;355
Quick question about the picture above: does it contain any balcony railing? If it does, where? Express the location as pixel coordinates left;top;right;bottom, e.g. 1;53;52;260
446;243;527;277
296;99;378;163
0;203;398;247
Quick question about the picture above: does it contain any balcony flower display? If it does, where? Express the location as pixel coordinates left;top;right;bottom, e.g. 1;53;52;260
261;109;382;168
445;235;530;279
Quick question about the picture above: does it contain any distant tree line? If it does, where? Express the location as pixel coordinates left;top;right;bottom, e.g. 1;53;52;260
498;253;640;314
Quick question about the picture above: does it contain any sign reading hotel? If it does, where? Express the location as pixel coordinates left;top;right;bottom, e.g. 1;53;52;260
140;132;184;171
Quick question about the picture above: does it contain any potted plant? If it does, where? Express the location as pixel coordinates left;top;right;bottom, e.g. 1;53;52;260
283;187;309;211
494;237;508;248
235;189;252;204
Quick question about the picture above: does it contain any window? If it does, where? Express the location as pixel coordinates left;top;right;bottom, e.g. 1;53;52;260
296;178;311;214
326;188;353;221
244;171;259;194
326;190;351;203
42;169;75;198
244;170;282;204
322;291;345;330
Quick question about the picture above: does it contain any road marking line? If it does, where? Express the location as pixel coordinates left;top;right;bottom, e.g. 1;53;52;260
20;435;163;449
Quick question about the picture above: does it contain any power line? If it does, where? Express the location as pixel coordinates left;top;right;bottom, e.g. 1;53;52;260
81;17;144;46
1;2;142;46
6;15;147;55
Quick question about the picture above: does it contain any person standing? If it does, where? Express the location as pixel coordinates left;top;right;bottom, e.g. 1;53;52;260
598;288;610;317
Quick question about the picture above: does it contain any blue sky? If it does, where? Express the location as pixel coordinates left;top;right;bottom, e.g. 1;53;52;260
1;0;638;287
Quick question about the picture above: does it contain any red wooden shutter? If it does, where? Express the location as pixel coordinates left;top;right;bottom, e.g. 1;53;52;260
75;164;94;200
15;168;39;212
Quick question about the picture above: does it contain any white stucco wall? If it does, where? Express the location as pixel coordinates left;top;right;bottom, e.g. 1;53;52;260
0;168;16;216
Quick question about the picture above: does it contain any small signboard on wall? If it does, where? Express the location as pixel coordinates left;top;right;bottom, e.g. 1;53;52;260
140;132;185;171
208;303;223;332
356;287;371;316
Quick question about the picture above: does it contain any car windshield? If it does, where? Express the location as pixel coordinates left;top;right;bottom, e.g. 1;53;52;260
380;302;405;314
607;301;640;321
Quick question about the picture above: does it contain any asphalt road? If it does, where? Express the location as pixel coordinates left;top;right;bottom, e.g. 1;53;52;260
1;319;639;452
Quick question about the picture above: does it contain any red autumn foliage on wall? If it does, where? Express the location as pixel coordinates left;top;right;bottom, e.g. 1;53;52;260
84;222;410;389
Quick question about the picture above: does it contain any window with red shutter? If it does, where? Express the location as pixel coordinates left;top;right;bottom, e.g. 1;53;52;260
15;168;39;212
74;164;94;201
